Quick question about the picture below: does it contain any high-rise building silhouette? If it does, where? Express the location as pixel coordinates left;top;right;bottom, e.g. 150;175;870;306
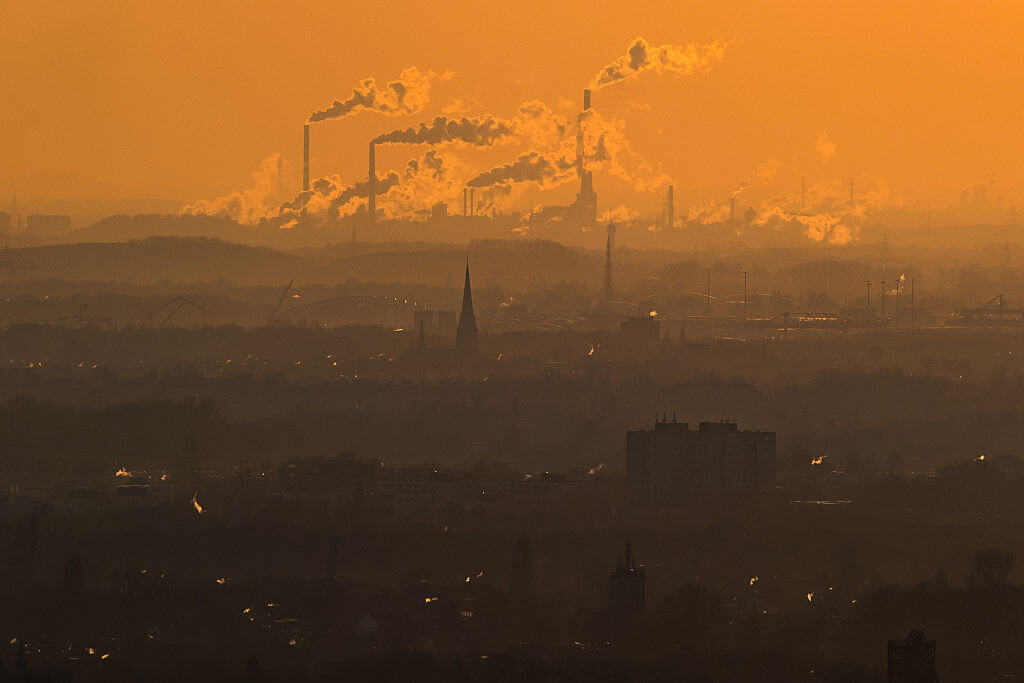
887;631;938;682
626;419;776;514
456;261;478;356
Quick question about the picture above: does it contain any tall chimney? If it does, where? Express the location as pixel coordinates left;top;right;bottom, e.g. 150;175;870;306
469;188;475;217
463;188;468;216
583;88;591;111
368;142;376;223
667;184;675;230
302;124;310;192
730;196;736;223
603;223;616;305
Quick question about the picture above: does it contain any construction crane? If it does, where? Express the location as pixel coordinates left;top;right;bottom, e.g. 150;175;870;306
142;296;206;326
267;280;294;326
951;294;1024;326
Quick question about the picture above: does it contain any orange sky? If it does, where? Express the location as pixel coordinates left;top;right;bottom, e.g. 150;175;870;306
2;0;1023;212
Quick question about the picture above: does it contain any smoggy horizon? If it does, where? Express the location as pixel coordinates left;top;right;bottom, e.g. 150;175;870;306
3;0;1023;219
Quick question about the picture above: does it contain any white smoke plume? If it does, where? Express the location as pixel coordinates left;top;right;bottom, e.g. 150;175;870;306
308;67;451;123
590;36;727;91
180;154;288;226
815;131;837;164
754;177;891;245
731;160;781;198
278;149;464;221
373;114;516;147
466;108;668;194
599;205;638;223
372;100;566;149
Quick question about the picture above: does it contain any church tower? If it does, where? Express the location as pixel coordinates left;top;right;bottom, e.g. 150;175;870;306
456;261;479;356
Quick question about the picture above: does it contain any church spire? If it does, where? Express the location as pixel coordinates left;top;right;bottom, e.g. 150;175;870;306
456;259;478;355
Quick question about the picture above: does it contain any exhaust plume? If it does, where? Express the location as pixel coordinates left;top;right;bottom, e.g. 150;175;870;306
590;36;727;91
731;160;781;198
466;108;667;197
308;67;450;123
279;149;458;220
372;100;566;148
373;114;514;147
816;131;837;164
180;154;287;225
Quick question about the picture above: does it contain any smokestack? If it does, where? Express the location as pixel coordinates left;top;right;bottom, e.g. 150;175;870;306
667;185;674;230
604;223;616;305
368;142;376;223
469;188;475;217
463;188;468;216
303;125;310;192
576;89;590;194
730;196;736;223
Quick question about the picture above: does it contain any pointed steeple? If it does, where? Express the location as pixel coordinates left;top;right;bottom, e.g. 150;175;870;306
456;259;478;355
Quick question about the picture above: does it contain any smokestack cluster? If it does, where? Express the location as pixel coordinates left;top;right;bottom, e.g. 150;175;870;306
368;142;376;223
303;124;310;192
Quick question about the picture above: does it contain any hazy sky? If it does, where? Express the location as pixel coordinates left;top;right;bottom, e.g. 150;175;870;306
2;0;1022;211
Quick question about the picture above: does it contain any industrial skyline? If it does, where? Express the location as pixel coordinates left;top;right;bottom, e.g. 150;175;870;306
2;4;1023;680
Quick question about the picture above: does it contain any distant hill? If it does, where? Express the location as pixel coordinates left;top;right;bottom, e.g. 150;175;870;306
71;214;259;244
306;239;604;288
0;237;310;286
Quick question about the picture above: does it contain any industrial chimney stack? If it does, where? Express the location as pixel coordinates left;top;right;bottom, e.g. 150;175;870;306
463;188;468;216
470;188;475;217
730;196;736;223
302;124;310;192
667;185;675;230
368;142;376;223
583;88;591;111
603;223;616;305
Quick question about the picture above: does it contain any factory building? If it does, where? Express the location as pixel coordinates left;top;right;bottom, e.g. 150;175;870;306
626;419;776;514
620;311;660;348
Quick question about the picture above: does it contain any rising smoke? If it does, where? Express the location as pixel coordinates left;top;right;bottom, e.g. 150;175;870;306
816;131;837;164
589;36;727;90
466;107;668;199
180;154;288;226
279;149;457;221
308;67;451;123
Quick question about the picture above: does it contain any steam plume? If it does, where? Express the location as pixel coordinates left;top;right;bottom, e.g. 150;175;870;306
466;108;667;196
180;154;287;225
590;36;726;90
373;114;515;147
308;67;450;123
815;131;837;164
